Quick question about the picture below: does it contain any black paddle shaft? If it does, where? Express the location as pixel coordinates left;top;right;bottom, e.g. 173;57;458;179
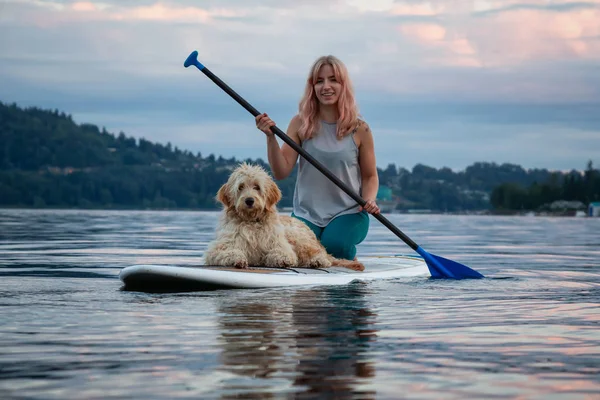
200;67;420;251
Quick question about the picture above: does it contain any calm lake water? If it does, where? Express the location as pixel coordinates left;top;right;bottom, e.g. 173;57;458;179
0;209;599;399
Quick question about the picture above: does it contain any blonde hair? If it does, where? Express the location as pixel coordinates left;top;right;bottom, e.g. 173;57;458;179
297;55;360;140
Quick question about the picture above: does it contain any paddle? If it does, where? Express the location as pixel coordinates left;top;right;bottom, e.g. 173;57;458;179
184;51;484;279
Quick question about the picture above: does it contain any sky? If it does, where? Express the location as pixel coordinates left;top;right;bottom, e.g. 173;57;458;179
1;0;599;172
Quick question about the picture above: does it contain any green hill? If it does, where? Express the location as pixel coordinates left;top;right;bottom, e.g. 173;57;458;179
1;101;597;212
0;101;297;209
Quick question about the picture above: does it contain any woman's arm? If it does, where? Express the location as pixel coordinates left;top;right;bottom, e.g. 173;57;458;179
256;114;302;180
356;121;380;214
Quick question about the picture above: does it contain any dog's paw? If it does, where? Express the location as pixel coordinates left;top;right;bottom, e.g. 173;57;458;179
280;257;297;268
233;259;249;269
276;257;297;268
346;261;365;271
307;254;331;269
264;251;298;268
329;256;365;271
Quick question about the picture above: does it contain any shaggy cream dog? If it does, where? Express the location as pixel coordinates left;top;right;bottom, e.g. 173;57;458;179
204;163;364;271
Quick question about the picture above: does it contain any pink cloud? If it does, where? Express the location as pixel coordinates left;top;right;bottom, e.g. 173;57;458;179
398;23;446;42
470;8;600;64
20;1;246;25
395;4;600;68
112;3;211;22
71;2;98;12
398;23;482;67
391;2;443;16
449;38;476;56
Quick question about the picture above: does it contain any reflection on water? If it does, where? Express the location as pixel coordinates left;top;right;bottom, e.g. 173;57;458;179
217;286;377;399
0;209;599;399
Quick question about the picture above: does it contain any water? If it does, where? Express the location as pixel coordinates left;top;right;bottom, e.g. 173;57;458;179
0;209;599;399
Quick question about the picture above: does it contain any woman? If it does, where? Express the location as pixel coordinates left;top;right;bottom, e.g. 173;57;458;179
255;55;379;261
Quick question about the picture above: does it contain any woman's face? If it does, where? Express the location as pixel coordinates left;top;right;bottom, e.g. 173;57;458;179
314;64;342;106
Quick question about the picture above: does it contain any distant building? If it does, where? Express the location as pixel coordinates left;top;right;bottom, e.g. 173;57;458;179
589;202;600;217
376;185;398;213
377;185;393;202
549;200;586;211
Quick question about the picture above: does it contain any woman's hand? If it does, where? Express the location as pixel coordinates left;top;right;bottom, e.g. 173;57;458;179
359;199;380;215
255;113;276;137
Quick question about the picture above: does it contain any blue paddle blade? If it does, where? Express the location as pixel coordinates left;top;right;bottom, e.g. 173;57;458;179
415;246;484;279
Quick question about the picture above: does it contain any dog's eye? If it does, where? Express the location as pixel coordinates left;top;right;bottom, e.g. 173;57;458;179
253;185;260;191
238;184;244;191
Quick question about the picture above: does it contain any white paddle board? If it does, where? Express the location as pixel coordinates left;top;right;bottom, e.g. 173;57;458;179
119;255;430;292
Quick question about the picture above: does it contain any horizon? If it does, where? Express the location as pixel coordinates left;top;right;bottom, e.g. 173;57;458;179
1;0;599;171
2;98;595;174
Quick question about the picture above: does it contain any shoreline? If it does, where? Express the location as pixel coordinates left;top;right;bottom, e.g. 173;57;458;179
0;207;594;218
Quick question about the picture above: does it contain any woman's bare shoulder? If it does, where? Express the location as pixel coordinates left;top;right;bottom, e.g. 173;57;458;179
289;114;302;127
356;118;371;134
354;119;372;145
287;114;302;138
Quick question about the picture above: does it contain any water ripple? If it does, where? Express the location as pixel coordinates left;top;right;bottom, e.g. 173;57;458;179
0;209;599;399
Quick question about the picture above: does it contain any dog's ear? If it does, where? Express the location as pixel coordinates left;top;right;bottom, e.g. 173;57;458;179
265;179;282;208
216;182;231;208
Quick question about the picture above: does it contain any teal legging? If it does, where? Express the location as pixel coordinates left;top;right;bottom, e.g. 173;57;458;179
292;211;370;260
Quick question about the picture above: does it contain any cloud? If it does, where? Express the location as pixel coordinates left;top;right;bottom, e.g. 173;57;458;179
473;0;600;14
391;2;443;16
346;0;396;12
71;2;103;12
398;23;446;42
390;2;600;69
4;0;249;25
0;0;599;171
469;6;600;65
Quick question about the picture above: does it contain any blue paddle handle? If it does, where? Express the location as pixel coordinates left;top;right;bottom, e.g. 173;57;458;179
184;51;205;70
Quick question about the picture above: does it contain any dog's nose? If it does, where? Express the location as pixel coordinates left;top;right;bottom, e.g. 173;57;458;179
245;197;254;207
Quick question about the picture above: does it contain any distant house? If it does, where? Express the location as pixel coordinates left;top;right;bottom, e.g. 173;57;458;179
377;186;393;202
376;185;398;213
589;202;600;217
549;200;586;211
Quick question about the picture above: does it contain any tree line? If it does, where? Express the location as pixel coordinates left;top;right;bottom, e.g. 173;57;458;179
1;101;597;212
490;161;599;211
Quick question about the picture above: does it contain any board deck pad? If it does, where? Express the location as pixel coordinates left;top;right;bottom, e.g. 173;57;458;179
119;255;430;292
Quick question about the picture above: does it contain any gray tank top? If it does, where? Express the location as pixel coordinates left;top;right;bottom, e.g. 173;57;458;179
292;121;362;227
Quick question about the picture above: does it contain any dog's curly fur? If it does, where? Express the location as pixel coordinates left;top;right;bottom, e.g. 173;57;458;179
204;163;364;271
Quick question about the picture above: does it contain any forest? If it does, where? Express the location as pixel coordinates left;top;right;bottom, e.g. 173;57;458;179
1;101;598;212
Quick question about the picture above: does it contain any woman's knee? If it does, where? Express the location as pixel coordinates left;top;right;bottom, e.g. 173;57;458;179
320;236;356;260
